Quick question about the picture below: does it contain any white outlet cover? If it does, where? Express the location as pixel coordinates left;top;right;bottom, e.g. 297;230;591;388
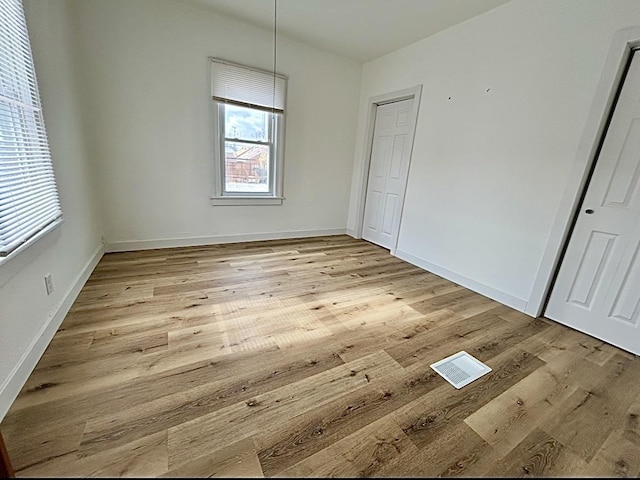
430;351;492;389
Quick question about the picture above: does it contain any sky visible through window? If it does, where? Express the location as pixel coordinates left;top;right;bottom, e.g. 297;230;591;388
225;104;267;141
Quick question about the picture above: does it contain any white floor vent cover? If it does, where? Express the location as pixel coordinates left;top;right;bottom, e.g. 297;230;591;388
430;351;492;389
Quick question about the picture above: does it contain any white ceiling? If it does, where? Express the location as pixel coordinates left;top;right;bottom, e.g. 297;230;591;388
178;0;511;63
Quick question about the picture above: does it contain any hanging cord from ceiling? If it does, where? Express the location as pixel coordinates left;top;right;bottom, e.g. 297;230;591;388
272;0;277;116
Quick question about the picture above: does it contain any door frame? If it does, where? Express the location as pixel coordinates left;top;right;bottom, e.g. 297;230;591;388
526;26;640;317
354;85;422;255
0;430;14;478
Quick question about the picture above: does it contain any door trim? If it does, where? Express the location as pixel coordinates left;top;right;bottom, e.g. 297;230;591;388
0;431;14;478
354;85;422;255
526;26;640;317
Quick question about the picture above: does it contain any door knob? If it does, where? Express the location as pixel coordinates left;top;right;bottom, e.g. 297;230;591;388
585;209;594;214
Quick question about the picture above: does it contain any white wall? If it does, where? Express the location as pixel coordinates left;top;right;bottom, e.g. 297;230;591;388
348;0;640;311
0;0;103;420
68;0;362;250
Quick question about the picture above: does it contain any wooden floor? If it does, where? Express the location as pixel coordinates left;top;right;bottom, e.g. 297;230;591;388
2;235;640;477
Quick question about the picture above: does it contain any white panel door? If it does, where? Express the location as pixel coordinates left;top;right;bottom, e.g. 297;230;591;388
546;50;640;355
362;98;414;249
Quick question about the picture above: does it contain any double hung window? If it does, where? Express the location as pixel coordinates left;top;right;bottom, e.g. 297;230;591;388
210;58;286;205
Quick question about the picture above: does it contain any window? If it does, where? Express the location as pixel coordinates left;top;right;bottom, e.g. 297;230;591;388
0;0;62;259
221;104;274;194
209;58;286;205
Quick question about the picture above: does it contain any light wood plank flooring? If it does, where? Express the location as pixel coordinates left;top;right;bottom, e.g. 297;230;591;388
2;235;639;477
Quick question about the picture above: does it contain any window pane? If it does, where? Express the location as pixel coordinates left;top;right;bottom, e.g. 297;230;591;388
224;141;269;193
224;104;269;142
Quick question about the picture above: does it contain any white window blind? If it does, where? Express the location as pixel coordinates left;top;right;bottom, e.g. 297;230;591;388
0;0;62;257
210;57;286;113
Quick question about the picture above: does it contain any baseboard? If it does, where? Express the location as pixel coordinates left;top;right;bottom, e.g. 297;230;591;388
523;299;545;318
104;228;347;253
394;249;529;314
0;244;104;420
345;228;358;238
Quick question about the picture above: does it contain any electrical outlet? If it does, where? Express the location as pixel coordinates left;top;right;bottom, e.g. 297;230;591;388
44;273;54;295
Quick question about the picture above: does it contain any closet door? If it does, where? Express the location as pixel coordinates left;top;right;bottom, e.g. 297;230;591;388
546;50;640;355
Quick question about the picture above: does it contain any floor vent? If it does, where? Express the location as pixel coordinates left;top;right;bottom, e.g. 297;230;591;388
430;351;492;389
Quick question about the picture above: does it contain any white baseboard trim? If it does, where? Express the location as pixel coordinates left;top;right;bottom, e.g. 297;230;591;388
0;243;104;420
105;229;347;253
345;228;358;238
523;298;545;318
394;249;529;314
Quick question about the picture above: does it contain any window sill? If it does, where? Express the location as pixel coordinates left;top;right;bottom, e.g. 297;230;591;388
0;218;64;287
209;196;284;206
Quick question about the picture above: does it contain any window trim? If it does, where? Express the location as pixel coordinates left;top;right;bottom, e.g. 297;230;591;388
210;101;286;206
219;104;275;197
0;217;62;269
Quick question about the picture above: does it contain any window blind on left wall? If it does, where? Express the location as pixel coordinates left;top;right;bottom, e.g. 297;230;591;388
0;0;62;257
